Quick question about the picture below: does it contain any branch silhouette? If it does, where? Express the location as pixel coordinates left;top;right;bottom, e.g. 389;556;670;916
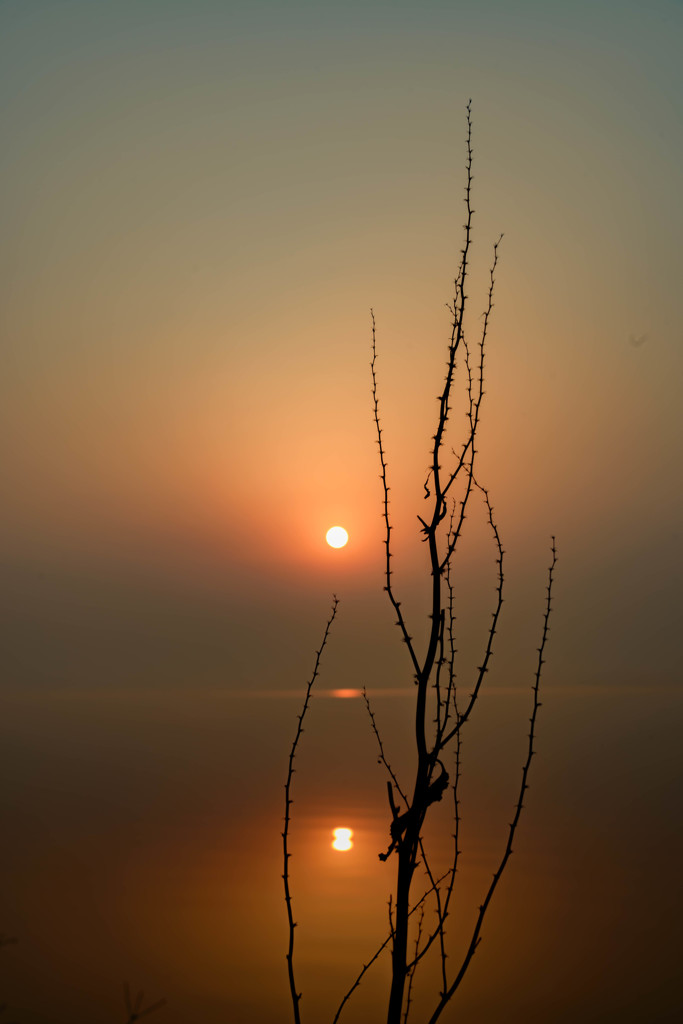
282;597;339;1024
282;101;557;1024
123;982;166;1022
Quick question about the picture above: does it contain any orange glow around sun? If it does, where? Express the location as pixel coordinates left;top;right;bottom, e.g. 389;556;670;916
331;827;353;851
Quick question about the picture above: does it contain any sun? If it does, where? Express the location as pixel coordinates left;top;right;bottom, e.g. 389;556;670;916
326;526;348;549
332;827;353;851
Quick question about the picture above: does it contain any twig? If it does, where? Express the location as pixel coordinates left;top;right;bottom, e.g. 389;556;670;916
371;312;421;681
282;597;339;1024
123;982;166;1022
402;904;424;1024
439;481;505;748
331;871;452;1024
426;539;557;1023
363;686;408;808
441;235;502;518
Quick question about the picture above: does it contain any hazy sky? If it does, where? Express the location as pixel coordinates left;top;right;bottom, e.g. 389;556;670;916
1;1;682;1021
3;0;682;692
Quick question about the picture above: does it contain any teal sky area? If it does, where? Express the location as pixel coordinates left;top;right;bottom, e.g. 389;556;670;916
1;1;682;1021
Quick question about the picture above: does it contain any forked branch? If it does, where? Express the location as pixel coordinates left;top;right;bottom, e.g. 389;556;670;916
282;102;557;1024
123;982;166;1022
426;539;557;1023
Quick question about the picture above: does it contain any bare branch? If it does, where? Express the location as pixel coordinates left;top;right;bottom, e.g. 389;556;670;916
408;728;464;990
402;904;424;1024
282;597;339;1024
371;311;422;681
440;234;502;520
331;871;452;1024
426;539;557;1023
284;102;557;1024
363;686;408;807
439;481;504;748
123;983;166;1023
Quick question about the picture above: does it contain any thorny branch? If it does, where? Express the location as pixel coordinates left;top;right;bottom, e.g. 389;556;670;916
332;871;453;1024
283;597;339;1024
402;904;424;1024
283;101;556;1024
372;311;422;684
370;100;556;1024
426;540;557;1023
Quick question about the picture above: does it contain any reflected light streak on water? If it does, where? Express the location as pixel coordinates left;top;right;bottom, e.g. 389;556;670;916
1;685;681;1022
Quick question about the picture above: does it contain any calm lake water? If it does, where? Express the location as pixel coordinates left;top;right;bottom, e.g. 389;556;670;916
2;683;682;1023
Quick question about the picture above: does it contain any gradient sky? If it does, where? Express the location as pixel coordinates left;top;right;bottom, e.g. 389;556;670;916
1;1;682;1021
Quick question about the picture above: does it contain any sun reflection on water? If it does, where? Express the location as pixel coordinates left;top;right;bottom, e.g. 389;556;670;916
331;827;353;851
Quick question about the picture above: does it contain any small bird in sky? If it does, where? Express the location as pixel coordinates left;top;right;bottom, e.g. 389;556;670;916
629;332;648;348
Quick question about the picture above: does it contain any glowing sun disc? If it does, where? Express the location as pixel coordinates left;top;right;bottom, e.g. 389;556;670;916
326;526;349;549
332;827;353;851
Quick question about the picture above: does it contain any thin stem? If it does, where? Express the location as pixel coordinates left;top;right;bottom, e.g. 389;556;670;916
426;540;557;1024
402;905;424;1024
440;234;502;542
363;686;408;807
123;983;166;1022
332;872;452;1024
440;482;504;748
283;597;339;1024
371;311;422;681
